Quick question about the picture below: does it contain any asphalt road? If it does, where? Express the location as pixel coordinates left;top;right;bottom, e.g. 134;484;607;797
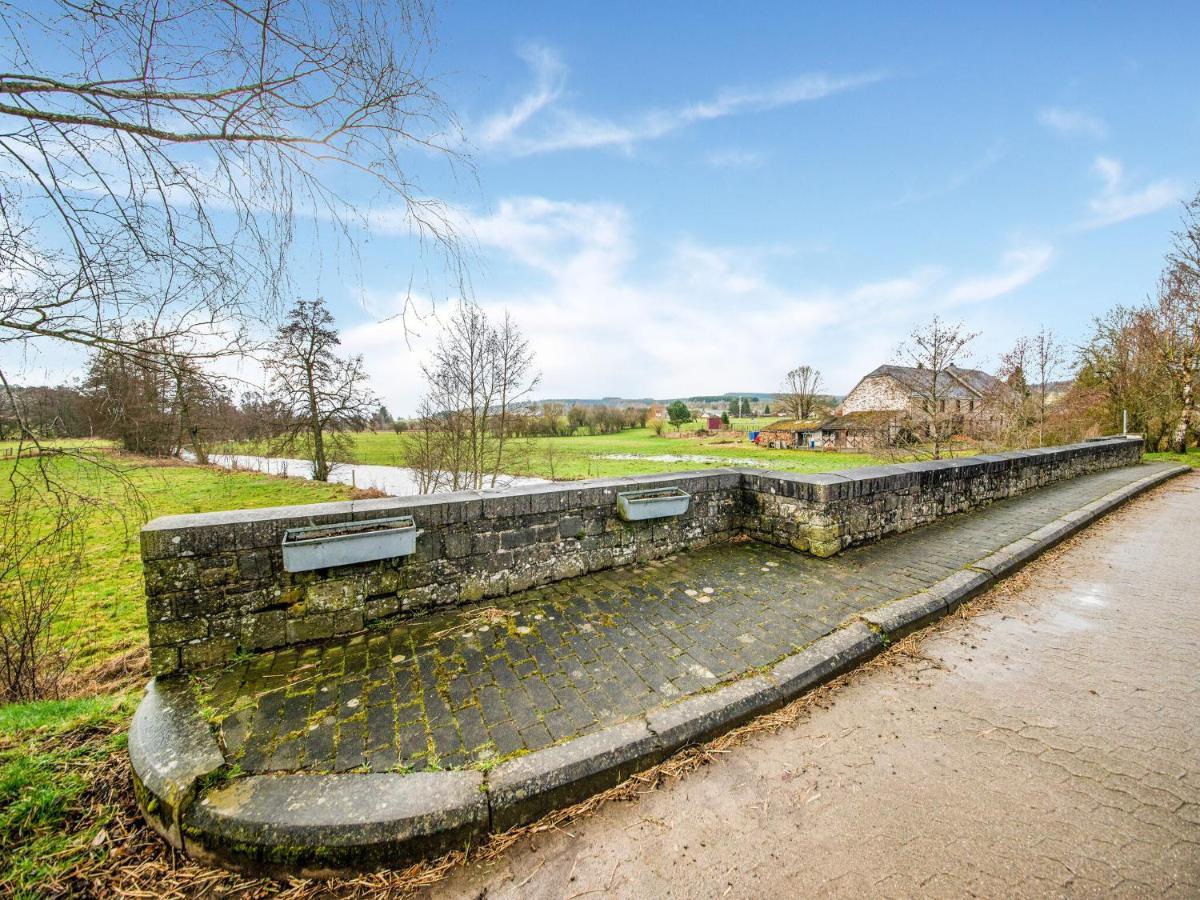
429;474;1200;899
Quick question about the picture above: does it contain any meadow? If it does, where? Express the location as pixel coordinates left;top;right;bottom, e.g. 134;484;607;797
227;419;890;480
0;453;356;892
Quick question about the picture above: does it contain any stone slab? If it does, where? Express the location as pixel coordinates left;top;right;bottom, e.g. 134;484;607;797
487;719;666;832
929;568;993;611
646;675;784;750
128;677;225;847
970;537;1041;578
182;771;487;877
771;621;884;695
860;591;948;641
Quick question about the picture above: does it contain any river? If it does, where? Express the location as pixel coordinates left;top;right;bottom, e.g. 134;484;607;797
188;452;550;498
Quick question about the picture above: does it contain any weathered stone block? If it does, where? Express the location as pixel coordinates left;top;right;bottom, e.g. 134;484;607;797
236;550;273;580
558;516;584;539
287;614;336;644
240;610;288;651
180;636;236;670
442;530;471;559
149;645;182;676
305;579;362;613
149;618;209;646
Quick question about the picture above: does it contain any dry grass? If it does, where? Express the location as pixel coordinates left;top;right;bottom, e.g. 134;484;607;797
59;648;151;701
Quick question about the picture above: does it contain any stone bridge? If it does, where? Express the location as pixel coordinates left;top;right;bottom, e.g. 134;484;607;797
128;437;1186;875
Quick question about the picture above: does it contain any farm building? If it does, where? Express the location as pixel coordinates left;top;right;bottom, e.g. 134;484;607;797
754;363;1007;451
705;415;723;430
755;418;830;449
841;364;1002;420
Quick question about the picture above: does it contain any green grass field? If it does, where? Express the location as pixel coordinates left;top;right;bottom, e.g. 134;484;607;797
0;454;358;892
1145;448;1200;468
0;693;136;893
2;454;354;671
235;422;888;480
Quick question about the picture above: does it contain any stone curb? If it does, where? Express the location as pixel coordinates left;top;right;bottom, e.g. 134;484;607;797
860;463;1189;642
487;719;667;833
181;771;488;878
132;462;1190;876
128;677;225;848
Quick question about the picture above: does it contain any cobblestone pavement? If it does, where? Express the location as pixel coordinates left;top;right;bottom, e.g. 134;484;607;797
430;473;1200;899
201;464;1174;776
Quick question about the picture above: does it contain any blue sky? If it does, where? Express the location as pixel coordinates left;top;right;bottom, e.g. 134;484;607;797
12;1;1200;414
331;1;1200;413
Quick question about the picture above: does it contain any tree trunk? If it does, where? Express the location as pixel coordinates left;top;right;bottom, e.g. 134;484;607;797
306;366;328;481
1172;377;1194;453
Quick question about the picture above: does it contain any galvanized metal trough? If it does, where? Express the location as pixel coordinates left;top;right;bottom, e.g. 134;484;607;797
282;516;420;573
616;487;691;521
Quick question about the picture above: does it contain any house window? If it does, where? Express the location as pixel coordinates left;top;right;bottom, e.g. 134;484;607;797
969;399;975;412
955;399;962;412
939;400;946;412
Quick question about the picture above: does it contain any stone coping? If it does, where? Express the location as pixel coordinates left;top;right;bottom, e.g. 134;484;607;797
140;437;1142;675
129;460;1186;876
141;439;1140;551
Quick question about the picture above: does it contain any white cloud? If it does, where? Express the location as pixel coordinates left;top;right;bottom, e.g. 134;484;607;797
888;144;1005;208
476;44;883;156
943;243;1055;306
1038;107;1108;139
1083;156;1182;228
477;45;568;147
346;196;1054;414
705;149;766;169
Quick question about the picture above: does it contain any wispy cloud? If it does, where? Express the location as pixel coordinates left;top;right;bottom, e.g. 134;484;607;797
1038;106;1108;139
888;144;1005;208
1083;156;1182;228
476;44;884;156
477;45;568;147
943;243;1054;306
348;195;1054;411
705;148;766;169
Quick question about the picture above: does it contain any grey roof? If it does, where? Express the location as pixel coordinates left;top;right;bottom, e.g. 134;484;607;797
863;364;1000;400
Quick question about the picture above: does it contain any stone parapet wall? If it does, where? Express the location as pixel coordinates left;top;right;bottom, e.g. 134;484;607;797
141;472;743;675
742;437;1144;556
141;437;1143;675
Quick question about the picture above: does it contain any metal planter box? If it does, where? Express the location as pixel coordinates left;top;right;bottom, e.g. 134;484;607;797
282;516;420;573
616;487;691;521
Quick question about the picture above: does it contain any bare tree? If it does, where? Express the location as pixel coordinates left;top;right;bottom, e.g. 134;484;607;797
895;316;979;459
0;476;81;701
0;0;464;363
408;305;539;491
779;365;824;419
995;336;1035;447
997;328;1065;447
1030;328;1066;446
490;312;540;483
0;0;466;508
1158;192;1200;451
1149;264;1200;452
265;298;376;481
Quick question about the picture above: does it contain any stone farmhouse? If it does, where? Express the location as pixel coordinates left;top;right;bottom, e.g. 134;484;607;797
757;363;1005;451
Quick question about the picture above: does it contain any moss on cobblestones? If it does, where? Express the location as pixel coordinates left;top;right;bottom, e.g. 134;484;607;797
191;467;1168;778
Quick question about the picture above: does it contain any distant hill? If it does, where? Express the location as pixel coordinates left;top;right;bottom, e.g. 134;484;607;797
531;392;781;408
